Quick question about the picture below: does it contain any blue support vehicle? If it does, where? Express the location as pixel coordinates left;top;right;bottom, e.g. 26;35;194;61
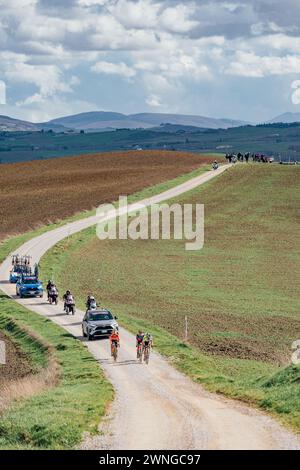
16;275;44;298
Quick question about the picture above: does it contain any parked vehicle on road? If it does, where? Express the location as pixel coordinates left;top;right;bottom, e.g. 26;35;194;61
16;275;43;298
82;309;118;340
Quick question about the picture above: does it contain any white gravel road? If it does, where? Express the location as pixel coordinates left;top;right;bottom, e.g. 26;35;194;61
0;164;299;450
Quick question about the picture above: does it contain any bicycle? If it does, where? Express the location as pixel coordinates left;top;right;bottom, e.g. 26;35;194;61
143;344;150;364
111;341;118;362
137;343;143;363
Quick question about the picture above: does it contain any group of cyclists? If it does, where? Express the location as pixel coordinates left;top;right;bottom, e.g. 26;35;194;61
46;281;153;363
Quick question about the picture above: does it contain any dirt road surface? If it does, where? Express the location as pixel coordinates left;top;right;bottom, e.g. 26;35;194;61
1;165;299;450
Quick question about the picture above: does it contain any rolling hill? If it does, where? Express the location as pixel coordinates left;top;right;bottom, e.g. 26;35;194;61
48;111;248;130
268;112;300;124
0;115;38;132
0;111;248;132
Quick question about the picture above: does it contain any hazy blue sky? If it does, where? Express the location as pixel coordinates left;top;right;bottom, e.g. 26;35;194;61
1;0;300;122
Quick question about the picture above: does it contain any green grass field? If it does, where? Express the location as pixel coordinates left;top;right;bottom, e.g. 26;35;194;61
0;293;113;449
40;164;300;431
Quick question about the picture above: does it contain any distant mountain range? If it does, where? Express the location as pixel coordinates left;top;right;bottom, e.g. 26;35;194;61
0;115;67;132
267;112;300;124
1;110;300;133
0;115;38;132
48;111;250;131
0;111;249;132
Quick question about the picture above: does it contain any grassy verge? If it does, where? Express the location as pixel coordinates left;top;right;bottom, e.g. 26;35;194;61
40;164;300;433
0;312;48;372
0;293;113;449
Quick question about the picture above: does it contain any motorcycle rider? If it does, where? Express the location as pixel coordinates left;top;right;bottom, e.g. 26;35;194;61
48;284;58;303
47;280;55;299
212;160;219;170
86;295;97;310
63;290;74;312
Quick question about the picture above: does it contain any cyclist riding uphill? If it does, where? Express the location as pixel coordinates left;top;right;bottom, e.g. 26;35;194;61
109;329;120;356
143;332;153;349
136;330;144;346
136;330;144;358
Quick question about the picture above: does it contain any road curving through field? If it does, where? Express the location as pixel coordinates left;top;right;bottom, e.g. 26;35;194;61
0;164;299;450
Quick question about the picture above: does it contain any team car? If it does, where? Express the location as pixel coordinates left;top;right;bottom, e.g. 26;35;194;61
9;254;32;283
9;264;30;283
82;309;118;340
16;275;44;298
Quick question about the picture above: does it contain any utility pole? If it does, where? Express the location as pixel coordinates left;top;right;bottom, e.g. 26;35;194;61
185;316;188;342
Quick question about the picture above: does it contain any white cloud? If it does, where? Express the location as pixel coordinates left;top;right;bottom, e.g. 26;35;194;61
91;60;136;78
4;62;71;96
159;4;199;34
110;0;160;29
227;51;300;77
0;80;6;104
146;94;163;107
1;0;300;120
10;97;99;123
2;59;79;107
251;34;300;54
291;80;300;104
77;0;109;6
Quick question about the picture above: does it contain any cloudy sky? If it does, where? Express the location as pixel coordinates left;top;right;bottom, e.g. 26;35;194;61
1;0;300;122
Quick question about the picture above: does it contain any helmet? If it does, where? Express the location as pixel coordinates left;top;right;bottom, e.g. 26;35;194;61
66;290;71;295
90;296;95;301
138;330;143;335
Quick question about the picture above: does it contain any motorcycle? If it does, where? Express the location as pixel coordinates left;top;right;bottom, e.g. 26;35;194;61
86;298;97;313
212;162;219;170
48;288;58;305
65;295;76;315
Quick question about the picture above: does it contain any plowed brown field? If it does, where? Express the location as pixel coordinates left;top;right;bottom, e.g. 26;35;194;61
0;331;33;386
0;150;214;241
